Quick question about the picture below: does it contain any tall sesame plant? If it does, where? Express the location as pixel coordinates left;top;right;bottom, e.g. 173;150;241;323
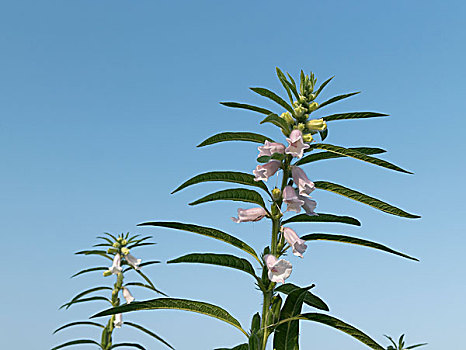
93;68;420;350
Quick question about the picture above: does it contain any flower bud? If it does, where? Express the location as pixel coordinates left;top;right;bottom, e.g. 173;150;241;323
103;270;112;277
272;188;281;201
280;112;294;125
121;247;130;255
107;248;117;254
293;105;307;118
298;94;307;103
302;133;314;142
117;236;123;242
297;123;305;131
308;102;319;112
121;239;127;246
112;242;120;248
306;118;327;131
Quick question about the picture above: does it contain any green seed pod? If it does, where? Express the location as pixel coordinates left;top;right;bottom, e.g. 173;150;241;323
250;312;261;334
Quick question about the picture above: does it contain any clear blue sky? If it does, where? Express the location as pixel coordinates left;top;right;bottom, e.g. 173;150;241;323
1;1;465;349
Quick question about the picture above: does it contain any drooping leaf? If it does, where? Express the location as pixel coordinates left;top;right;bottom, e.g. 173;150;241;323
60;286;112;309
323;111;388;121
314;181;421;219
282;213;361;226
92;298;248;337
275;283;329;311
298;313;385;350
168;253;258;280
296;147;386;166
189;188;266;209
124;282;164;294
309;143;412;174
260;113;291;134
197;132;273;147
71;266;108;278
172;171;270;195
109;343;145;349
51;339;102;350
313;76;334;99
301;233;419;261
124;322;175;349
220;102;273;116
250;87;294;114
75;250;112;261
53;321;104;334
318;92;360;109
137;222;260;262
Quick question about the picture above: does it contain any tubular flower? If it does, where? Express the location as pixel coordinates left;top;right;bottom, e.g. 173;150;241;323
264;254;292;283
108;253;122;275
306;118;327;131
122;287;135;304
232;207;267;223
253;160;281;182
258;140;286;157
114;313;123;328
283;186;304;213
282;227;308;258
285;129;310;158
125;253;141;270
291;166;315;197
300;196;317;216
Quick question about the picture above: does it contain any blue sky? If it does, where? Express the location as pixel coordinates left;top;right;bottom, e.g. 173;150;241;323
1;1;465;349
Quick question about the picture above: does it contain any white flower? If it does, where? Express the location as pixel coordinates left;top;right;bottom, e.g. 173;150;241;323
253;160;281;182
282;227;308;258
231;207;268;223
122;287;135;304
108;253;122;275
258;140;286;157
125;253;141;270
114;313;123;328
264;254;292;283
291;166;315;197
283;186;304;213
285;129;310;158
300;196;317;216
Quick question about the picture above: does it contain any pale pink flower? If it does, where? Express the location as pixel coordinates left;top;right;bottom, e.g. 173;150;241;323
285;129;310;158
291;166;315;197
108;253;122;275
264;254;292;283
253;160;281;182
122;287;135;304
300;196;317;216
258;140;286;157
282;227;308;258
114;313;123;328
283;186;304;213
232;207;267;223
125;253;141;270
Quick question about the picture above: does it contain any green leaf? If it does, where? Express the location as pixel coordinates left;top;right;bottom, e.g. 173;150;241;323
110;343;145;349
318;92;360;109
124;282;164;295
197;132;274;147
60;296;111;309
276;67;298;101
323;111;388;121
133;269;167;296
51;339;102;350
75;250;112;261
215;344;248;350
220;102;273;116
124;322;175;349
309;143;412;174
282;213;361;226
406;343;428;349
123;260;160;273
168;253;258;280
189;188;266;209
257;153;285;163
301;233;418;261
275;283;329;311
260;113;291;134
313;76;334;99
273;287;311;350
296;147;386;166
71;266;108;278
172;171;270;195
319;128;328;141
314;181;421;219
53;321;104;334
92;298;248;337
60;286;112;309
250;87;294;114
97;235;114;245
137;222;260;263
299;313;385;350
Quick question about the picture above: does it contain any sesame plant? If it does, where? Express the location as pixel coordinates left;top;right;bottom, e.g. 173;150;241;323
53;233;173;350
93;68;421;350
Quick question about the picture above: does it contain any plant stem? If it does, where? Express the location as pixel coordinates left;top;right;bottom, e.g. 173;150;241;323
101;271;124;349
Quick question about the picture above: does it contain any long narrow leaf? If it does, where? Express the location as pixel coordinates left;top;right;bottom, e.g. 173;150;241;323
197;132;273;147
123;260;160;273
75;250;112;261
60;286;112;309
276;67;295;102
61;296;111;309
260;113;291;133
318;92;360;109
53;321;104;334
134;269;167;296
172;171;270;195
124;322;175;349
92;297;248;337
51;339;102;350
189;188;266;209
275;283;329;311
137;222;260;262
250;87;294;114
110;343;145;349
323;111;388;121
301;233;418;261
314;181;421;219
282;213;361;226
296;147;386;166
71;267;108;278
220;102;273;116
313;76;334;99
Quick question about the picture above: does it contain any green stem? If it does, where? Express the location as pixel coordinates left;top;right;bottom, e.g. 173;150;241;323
101;271;124;350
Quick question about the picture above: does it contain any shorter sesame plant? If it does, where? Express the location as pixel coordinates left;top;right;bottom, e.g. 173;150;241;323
52;232;173;350
384;334;427;350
